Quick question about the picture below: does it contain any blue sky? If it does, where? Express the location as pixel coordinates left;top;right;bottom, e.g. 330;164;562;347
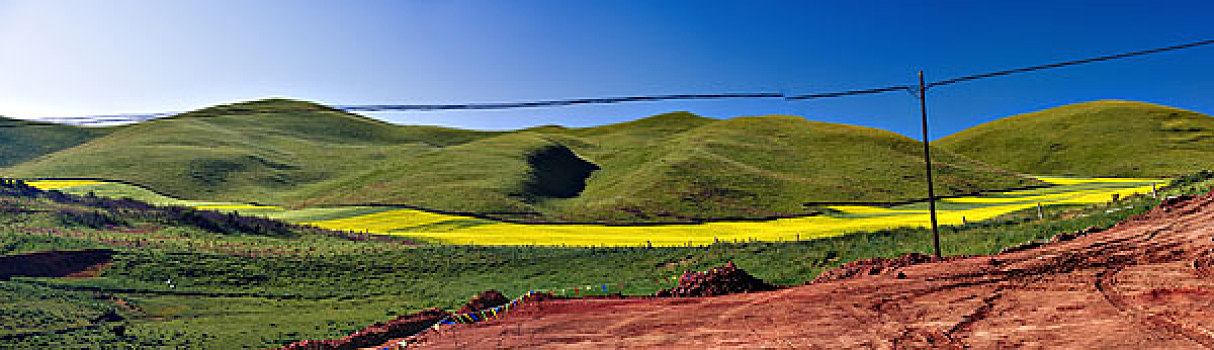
0;0;1211;139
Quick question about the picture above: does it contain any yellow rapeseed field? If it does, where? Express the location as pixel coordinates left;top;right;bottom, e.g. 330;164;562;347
303;177;1166;246
193;204;282;211
306;209;459;233
24;177;1168;247
25;180;106;190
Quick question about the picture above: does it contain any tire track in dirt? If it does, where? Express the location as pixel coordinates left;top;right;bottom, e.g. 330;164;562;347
404;191;1214;348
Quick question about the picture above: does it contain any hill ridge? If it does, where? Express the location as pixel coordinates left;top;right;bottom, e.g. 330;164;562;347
938;100;1214;177
6;98;1040;223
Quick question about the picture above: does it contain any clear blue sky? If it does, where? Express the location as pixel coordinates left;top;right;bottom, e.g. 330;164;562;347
1;0;1211;139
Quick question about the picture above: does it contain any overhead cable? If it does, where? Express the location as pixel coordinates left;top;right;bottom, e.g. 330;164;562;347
7;38;1212;127
928;39;1214;88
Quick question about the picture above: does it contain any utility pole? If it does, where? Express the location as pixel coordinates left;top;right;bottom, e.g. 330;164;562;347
917;71;942;259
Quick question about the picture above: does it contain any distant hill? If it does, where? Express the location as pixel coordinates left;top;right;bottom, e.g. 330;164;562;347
936;101;1214;177
4;98;1039;223
0;117;108;167
3;99;501;203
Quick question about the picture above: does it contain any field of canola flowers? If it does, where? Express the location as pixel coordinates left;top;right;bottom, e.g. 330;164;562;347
27;177;1164;247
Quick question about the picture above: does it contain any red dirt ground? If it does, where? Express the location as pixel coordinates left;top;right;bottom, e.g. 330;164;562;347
0;249;115;279
402;192;1214;348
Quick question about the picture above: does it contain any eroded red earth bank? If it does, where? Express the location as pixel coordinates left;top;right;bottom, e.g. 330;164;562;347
403;192;1214;348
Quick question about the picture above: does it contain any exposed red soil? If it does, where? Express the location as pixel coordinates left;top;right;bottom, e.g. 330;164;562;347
404;191;1214;348
280;308;449;350
0;249;115;279
655;261;781;297
459;290;511;314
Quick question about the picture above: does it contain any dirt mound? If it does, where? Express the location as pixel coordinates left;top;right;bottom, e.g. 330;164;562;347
653;262;779;297
0;249;115;279
279;308;448;350
406;189;1214;348
458;290;510;313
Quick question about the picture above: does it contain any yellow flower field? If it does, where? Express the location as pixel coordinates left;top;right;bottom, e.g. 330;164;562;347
25;180;107;190
25;176;1168;247
303;176;1167;246
193;204;282;211
306;209;462;233
383;201;1049;246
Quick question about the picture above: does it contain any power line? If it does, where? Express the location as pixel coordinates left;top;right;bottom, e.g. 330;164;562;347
784;85;910;100
5;38;1212;128
928;38;1214;88
333;85;915;111
335;38;1214;111
336;92;783;111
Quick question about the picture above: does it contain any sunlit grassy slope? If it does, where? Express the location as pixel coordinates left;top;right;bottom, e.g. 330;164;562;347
32;177;1164;246
4;100;499;204
351;177;1162;246
300;112;1041;222
9;174;1195;349
0;117;108;167
937;100;1214;177
8;98;1038;223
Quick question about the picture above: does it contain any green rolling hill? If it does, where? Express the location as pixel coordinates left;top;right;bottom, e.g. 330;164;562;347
0;117;109;167
3;98;1039;223
936;100;1214;177
3;100;500;202
526;114;1037;222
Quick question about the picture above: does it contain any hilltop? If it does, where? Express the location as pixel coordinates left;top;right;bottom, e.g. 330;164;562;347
521;114;1036;222
3;98;1038;223
4;99;501;203
937;100;1214;177
0;117;108;167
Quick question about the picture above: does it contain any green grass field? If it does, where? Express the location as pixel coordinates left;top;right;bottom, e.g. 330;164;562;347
29;176;1165;246
3;174;1209;348
937;100;1214;177
2;99;1038;224
6;98;1213;348
0;117;108;168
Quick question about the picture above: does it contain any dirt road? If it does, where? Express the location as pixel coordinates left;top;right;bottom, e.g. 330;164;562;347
408;192;1214;348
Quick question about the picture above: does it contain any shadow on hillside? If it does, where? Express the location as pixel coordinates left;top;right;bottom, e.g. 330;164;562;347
521;144;600;201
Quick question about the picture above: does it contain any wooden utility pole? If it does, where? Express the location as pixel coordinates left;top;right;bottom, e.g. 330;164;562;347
918;71;942;259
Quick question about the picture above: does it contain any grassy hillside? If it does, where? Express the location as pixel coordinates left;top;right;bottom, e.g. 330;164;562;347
4;99;500;203
0;117;108;167
6;173;1205;348
298;111;1039;222
533;115;1038;222
937;100;1214;177
5;99;1039;223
